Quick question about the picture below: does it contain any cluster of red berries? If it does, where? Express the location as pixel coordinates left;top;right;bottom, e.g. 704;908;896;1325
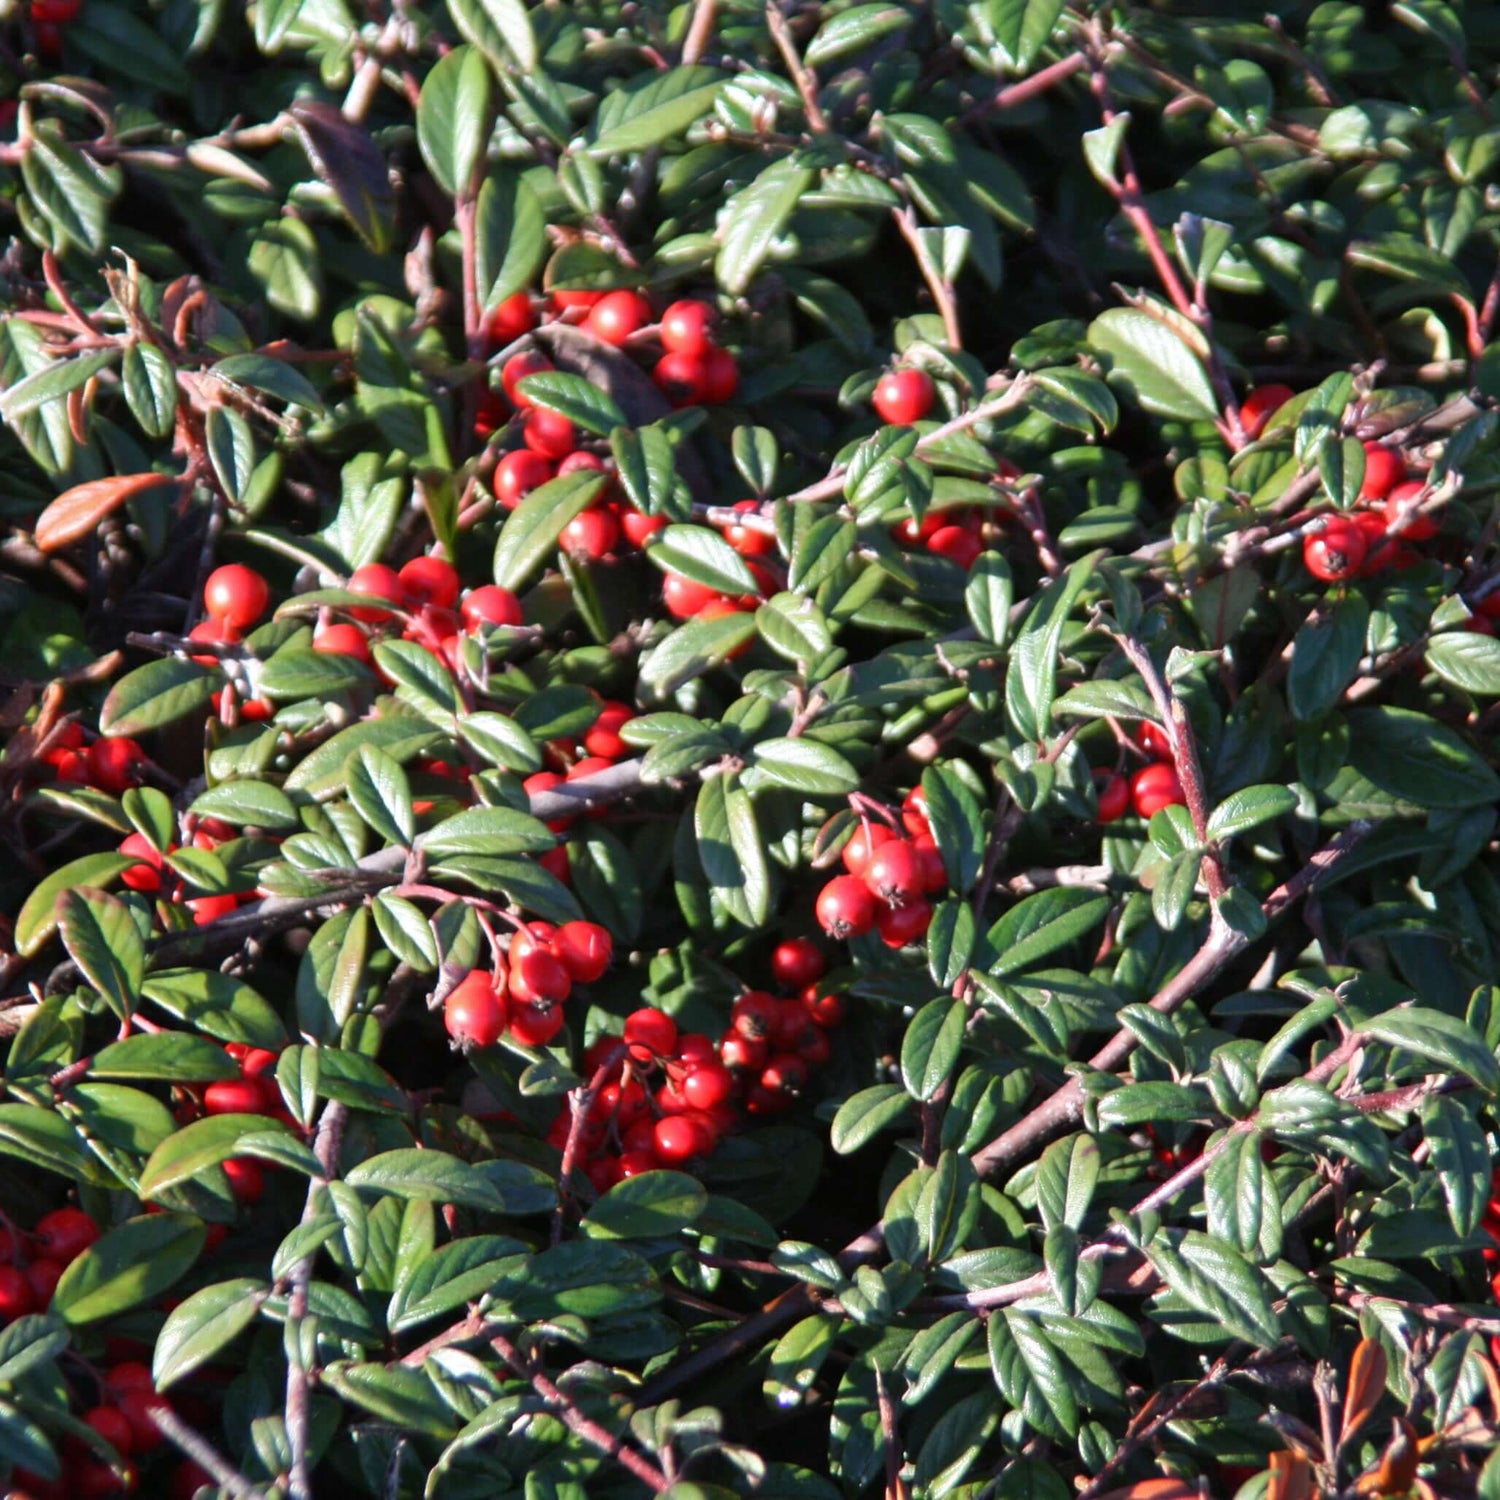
1093;721;1185;823
471;290;737;561
0;1207;98;1327
544;935;845;1190
443;919;613;1051
117;816;248;927
813;789;948;948
36;722;150;795
1241;385;1463;596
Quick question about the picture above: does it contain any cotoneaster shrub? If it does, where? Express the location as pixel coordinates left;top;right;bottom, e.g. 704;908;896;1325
1;1;1499;1498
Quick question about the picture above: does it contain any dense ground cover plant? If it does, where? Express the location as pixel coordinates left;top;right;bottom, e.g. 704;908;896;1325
3;0;1500;1496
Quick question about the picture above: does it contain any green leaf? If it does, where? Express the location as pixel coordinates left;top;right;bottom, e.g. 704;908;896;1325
15;853;134;957
987;889;1110;979
418;805;554;858
141;970;288;1049
639;610;758;698
1289;595;1369;720
921;763;987;896
926;899;975;988
747;737;858;795
717;158;815;296
53;1214;206;1325
345;1149;508;1212
1426;630;1500;696
830;1085;914;1154
695;776;769;928
1204;1129;1279;1259
764;1314;838;1409
139;1115;302;1198
0;348;117;423
100;658;218;736
417;46;492;197
902;998;967;1102
0;1105;101;1183
122;342;179;438
652;523;761;599
249;218;323;322
966;553;1014;645
450;0;537;70
1005;554;1098;742
153;1278;268;1389
788;515;858;593
588;67;725;157
492;471;608;591
1422;1096;1490;1237
458;712;542;774
89;1034;239;1083
347;745;415;846
58;890;144;1019
1346;706;1500;809
1035;1135;1099;1231
989;0;1067;70
582;1171;708;1239
0;1314;69;1385
1089;308;1218;421
1144;1230;1280;1348
474;169;546;313
258;646;370;701
806;4;914;65
190;779;300;830
756;592;831;664
1206;784;1297;842
1365;1007;1500;1094
515;371;626;435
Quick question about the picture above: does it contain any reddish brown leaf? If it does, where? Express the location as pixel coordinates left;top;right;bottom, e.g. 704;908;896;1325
1354;1418;1418;1497
1342;1338;1388;1447
1093;1478;1201;1500
1267;1451;1315;1500
33;472;178;553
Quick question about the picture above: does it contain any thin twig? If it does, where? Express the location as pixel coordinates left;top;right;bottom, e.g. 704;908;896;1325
892;204;963;350
765;1;828;133
151;1404;271;1500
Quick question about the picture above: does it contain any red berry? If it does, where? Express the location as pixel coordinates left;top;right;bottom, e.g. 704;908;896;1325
681;1060;733;1111
461;585;523;631
202;564;269;630
723;499;775;557
510;949;572;1006
0;1264;34;1321
620;507;667;548
312;622;371;663
912;834;947;892
816;875;877;939
654;350;713;407
797;1025;833;1068
523;407;577;461
661;571;722;619
1359;442;1406;502
624;1007;678;1063
398;556;460;610
1131;763;1184;819
550;288;606;312
444;971;508;1048
24;1258;62;1306
701;346;739;404
83;1405;134;1457
901;785;930;837
496;449;555;509
842;821;896;878
872;369;935;426
202;1077;273;1116
863;839;922;905
877;897;933;948
558;451;609;480
584;701;635;760
771;938;826;991
342;563;402;624
33;0;83;22
585;289;653;346
927;525;982;570
561;506;620;559
1138;722;1173;760
507;1000;565;1048
1381;479;1438;540
118;832;164;893
501;350;554;407
801;988;845;1028
170;1461;214;1500
67;1457;134;1499
483;291;536;347
86;737;147;796
1094;770;1130;823
720;1032;768;1071
731;991;781;1042
554;921;612;983
221;1157;263;1205
1239;383;1294;439
652;1114;703;1164
761;1052;808;1096
187;618;239;667
1303;516;1368;583
240;1047;280;1077
659;300;715;356
186;892;239;927
105;1364;155;1397
617;1149;659;1178
115;1392;167;1454
33;1206;98;1264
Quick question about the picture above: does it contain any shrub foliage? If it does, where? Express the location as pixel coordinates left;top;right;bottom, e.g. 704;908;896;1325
2;0;1500;1497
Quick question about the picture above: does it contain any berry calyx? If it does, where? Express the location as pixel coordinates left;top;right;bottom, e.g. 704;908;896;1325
1303;516;1368;583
